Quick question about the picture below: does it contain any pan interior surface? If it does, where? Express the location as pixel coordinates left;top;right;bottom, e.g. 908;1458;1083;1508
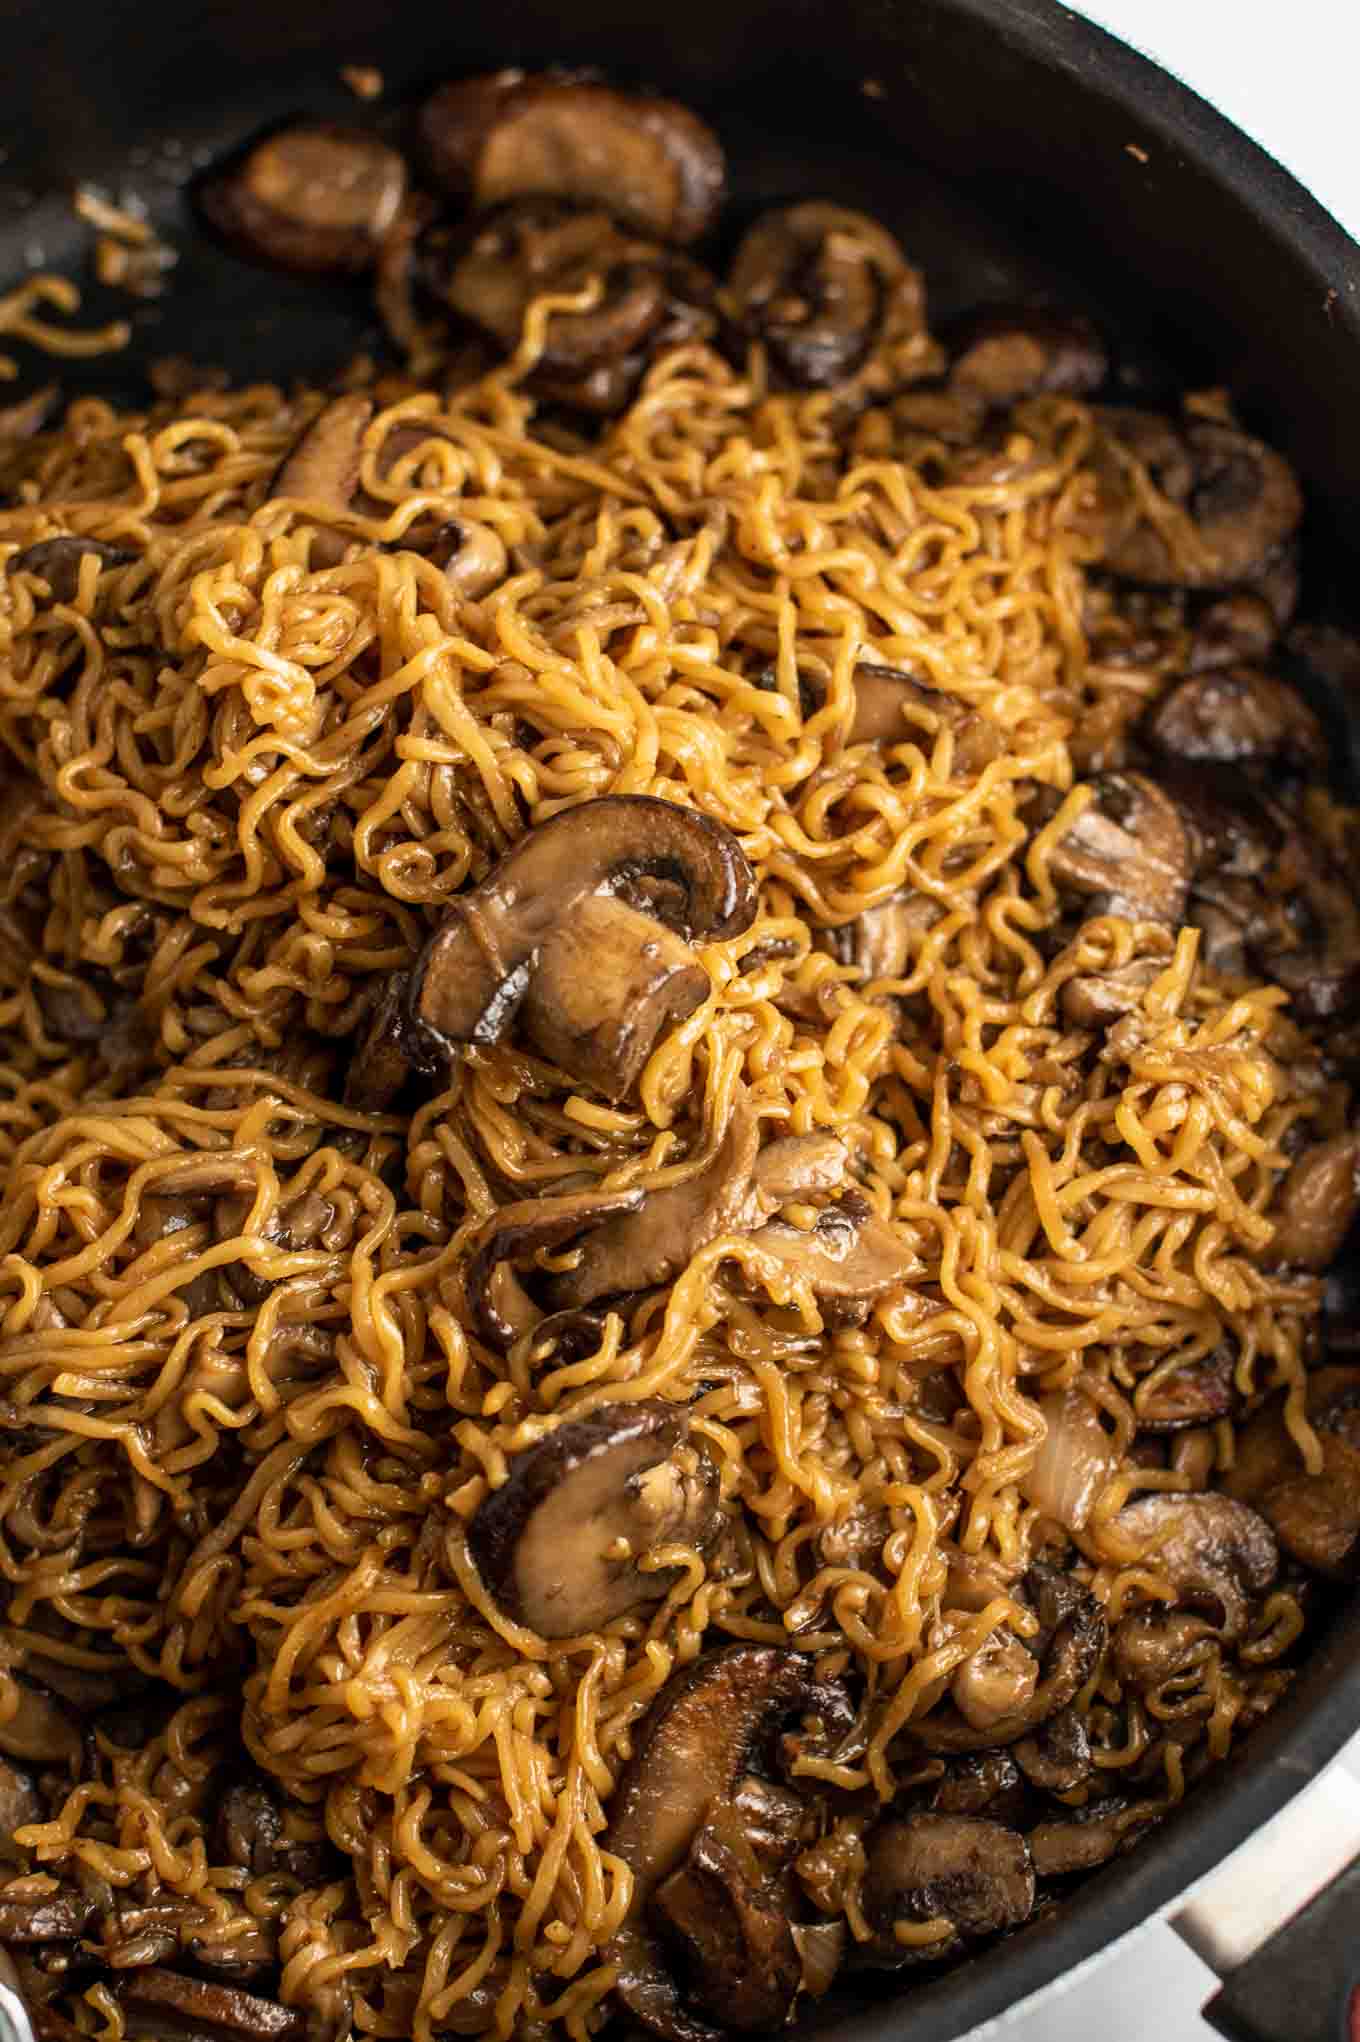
0;4;1357;2040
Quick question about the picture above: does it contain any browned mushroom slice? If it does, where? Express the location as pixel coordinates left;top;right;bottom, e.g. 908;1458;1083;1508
463;1184;646;1351
409;795;756;1092
427;517;508;598
927;1751;1029;1826
344;974;423;1112
830;895;921;985
1116;1492;1278;1638
270;394;373;568
1110;1607;1216;1693
0;1679;82;1768
1134;1346;1238;1432
1186;589;1283;673
948;1627;1038;1734
9;535;136;602
1222;1366;1360;1581
1090;411;1303;589
1239;824;1360;1022
1060;954;1166;1028
1047;772;1191;924
212;1185;339;1308
727;203;909;388
836;662;1000;770
649;1795;804;2032
1027;1797;1157;1879
1265;1132;1360;1271
739;1193;916;1323
947;304;1107;407
200;124;407;275
1143;664;1324;770
859;1813;1035;1969
604;1645;833;2042
1013;1707;1092;1794
519;895;710;1106
0;1892;94;1943
422;200;714;408
550;1096;759;1308
212;1774;285;1875
418;73;725;244
467;1400;721;1636
912;1564;1107;1753
119;1970;305;2041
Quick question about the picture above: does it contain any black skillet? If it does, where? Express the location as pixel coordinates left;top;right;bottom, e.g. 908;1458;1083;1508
0;1;1358;2038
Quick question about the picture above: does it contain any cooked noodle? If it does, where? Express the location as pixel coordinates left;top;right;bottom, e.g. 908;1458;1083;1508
0;205;1348;2042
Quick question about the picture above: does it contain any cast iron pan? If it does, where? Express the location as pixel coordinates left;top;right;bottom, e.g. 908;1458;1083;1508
0;2;1357;2038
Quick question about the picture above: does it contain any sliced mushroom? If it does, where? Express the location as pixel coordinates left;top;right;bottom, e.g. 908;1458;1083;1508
1013;1707;1092;1794
518;895;711;1107
1265;1131;1360;1271
1134;1346;1238;1432
947;304;1107;407
948;1627;1038;1734
463;1183;646;1350
727;203;910;388
1116;1492;1278;1637
604;1645;833;2042
830;896;921;985
1047;772;1191;924
737;1192;916;1324
9;536;136;603
0;1893;93;1943
650;1794;804;2032
912;1564;1107;1753
549;1098;759;1309
409;796;756;1097
1091;411;1303;589
200;124;407;274
467;1401;721;1636
833;662;1000;770
212;1185;338;1308
1186;590;1283;673
1059;954;1165;1028
927;1751;1029;1827
0;1680;81;1768
859;1813;1035;1969
421;201;715;407
212;1779;279;1873
1222;1366;1360;1581
270;394;373;568
118;1970;305;2041
418;73;725;244
1027;1797;1156;1879
427;517;508;599
1143;665;1323;771
1110;1607;1216;1693
343;974;422;1111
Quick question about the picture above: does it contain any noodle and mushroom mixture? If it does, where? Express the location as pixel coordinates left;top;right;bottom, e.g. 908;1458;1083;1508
0;68;1358;2042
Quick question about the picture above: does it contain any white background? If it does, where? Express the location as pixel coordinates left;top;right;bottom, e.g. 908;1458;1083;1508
996;7;1360;2038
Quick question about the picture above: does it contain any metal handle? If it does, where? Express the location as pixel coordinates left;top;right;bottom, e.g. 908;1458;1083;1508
1172;1756;1360;2042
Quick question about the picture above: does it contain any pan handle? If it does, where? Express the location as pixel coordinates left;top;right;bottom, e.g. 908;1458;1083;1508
1172;1755;1360;2042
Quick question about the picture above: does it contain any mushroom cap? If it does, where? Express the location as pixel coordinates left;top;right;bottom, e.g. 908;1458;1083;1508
409;794;757;1064
1143;664;1323;771
466;1400;722;1637
418;72;726;244
1116;1491;1279;1637
200;123;407;275
726;202;909;388
118;1969;305;2042
1091;411;1303;589
1222;1366;1360;1580
1047;771;1191;925
462;1183;647;1351
946;303;1107;408
911;1562;1107;1752
860;1812;1035;1968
